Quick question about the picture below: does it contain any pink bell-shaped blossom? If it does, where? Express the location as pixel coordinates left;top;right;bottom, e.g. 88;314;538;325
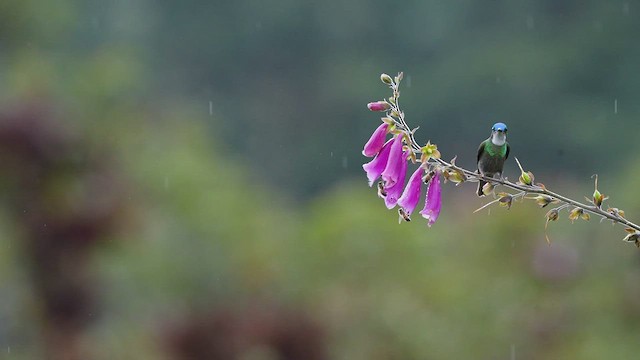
362;123;389;157
384;151;408;209
362;139;393;186
367;101;390;112
380;135;404;188
397;166;424;215
420;170;442;227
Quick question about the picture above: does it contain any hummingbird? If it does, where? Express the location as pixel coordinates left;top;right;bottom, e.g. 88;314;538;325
476;122;510;196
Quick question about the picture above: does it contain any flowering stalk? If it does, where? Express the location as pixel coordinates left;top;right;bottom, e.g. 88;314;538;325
363;72;640;247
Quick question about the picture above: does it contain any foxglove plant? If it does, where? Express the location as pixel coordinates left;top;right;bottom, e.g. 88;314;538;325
362;72;640;248
381;135;406;188
384;150;408;209
363;139;393;186
362;123;389;157
397;166;427;218
420;170;442;227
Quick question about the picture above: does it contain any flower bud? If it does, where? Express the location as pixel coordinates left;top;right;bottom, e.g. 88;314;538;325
622;231;640;247
515;158;534;185
443;169;465;185
519;171;534;185
546;208;559;222
591;174;606;208
544;208;559;244
592;189;605;208
529;195;555;208
607;207;625;218
380;73;394;85
568;207;589;223
482;182;495;196
367;101;391;112
498;192;513;209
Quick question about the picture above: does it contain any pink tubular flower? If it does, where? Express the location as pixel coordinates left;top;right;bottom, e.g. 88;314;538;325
397;166;424;215
362;123;389;157
384;151;408;209
362;139;393;186
367;101;391;112
420;170;442;227
380;135;404;187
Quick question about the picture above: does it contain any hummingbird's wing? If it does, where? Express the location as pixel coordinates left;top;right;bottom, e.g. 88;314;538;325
476;139;487;167
505;142;510;160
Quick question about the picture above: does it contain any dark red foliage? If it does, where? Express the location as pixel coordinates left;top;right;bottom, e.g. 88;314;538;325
0;102;126;359
166;303;327;360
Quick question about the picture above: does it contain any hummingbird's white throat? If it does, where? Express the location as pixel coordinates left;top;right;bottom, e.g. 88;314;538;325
491;132;506;146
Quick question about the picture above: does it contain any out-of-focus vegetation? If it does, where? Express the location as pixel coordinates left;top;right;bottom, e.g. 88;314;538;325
1;1;640;359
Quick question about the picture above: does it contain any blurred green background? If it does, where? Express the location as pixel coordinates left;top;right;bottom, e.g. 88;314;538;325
1;1;640;359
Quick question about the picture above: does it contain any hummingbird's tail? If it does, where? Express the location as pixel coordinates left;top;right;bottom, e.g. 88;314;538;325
477;180;486;197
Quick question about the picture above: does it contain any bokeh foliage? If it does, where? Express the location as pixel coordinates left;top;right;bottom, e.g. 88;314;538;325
1;0;640;359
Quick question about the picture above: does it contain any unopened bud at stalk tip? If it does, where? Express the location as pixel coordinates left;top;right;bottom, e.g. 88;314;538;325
380;74;394;85
367;101;391;112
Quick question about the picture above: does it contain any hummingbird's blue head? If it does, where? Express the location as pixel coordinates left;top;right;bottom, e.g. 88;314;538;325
491;122;507;133
490;122;507;146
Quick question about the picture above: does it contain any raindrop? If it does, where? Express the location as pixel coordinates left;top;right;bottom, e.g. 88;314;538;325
623;2;630;15
406;76;412;88
342;156;348;168
164;177;170;190
496;77;501;83
614;99;618;114
510;344;515;359
209;101;213;116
